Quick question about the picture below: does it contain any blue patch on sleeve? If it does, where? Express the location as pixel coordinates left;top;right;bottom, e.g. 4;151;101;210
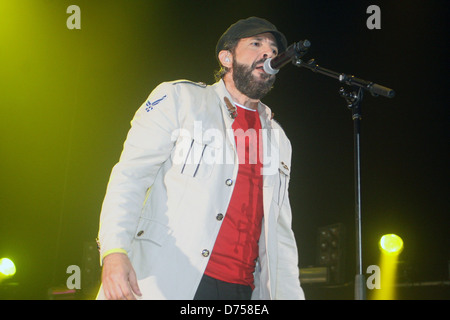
145;94;167;112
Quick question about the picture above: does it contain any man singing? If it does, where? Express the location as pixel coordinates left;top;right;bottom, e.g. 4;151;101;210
96;16;305;300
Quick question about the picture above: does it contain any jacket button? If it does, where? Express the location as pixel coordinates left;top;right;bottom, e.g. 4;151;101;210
137;230;144;237
216;213;224;221
225;179;233;186
201;249;210;257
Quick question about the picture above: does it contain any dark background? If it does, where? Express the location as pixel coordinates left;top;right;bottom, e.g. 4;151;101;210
0;0;448;299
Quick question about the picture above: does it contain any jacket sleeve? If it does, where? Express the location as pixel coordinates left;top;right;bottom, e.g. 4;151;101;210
97;82;180;264
275;140;305;300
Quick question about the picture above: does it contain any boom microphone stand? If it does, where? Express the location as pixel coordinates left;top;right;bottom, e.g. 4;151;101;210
292;55;395;300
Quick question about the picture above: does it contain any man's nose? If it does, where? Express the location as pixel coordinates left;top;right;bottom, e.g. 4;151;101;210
261;44;276;60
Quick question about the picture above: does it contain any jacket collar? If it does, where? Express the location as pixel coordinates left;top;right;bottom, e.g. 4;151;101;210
212;79;274;130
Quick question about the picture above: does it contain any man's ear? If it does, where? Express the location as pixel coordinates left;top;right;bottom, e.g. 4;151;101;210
218;50;233;68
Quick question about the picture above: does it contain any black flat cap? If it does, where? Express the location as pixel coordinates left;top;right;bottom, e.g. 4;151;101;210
216;17;288;57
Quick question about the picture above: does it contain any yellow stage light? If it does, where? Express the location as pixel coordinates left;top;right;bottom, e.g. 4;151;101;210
379;234;403;256
372;234;404;299
0;258;16;277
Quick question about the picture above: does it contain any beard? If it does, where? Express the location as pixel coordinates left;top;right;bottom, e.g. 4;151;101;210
232;59;276;100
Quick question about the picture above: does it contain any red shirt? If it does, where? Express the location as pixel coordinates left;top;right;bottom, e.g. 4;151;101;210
205;104;264;288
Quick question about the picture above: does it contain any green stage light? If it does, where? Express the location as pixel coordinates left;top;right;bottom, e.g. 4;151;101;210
0;258;16;277
379;234;404;256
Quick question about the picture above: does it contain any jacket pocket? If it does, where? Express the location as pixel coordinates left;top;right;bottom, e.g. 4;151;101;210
134;218;171;247
176;137;220;179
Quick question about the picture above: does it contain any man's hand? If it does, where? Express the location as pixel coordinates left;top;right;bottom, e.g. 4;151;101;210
101;252;142;300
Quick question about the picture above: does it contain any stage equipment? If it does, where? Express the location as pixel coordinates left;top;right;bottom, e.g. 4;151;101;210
0;258;16;281
299;267;329;284
263;40;310;74
379;234;404;256
317;223;346;284
288;42;395;299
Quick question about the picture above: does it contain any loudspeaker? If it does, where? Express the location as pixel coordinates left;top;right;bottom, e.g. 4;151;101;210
81;241;101;298
317;223;346;284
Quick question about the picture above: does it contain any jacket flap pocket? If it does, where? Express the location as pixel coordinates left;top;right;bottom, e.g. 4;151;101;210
134;218;171;246
176;130;222;149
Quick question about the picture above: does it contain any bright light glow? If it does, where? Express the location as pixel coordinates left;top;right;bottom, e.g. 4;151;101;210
372;234;404;300
379;234;404;256
0;258;16;277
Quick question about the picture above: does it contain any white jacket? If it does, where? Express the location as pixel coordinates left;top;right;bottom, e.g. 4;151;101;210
96;79;304;300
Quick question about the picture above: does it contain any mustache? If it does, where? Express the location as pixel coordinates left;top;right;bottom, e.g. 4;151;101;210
251;58;267;70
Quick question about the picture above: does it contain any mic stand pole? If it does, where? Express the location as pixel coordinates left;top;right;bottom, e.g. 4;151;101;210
293;58;395;300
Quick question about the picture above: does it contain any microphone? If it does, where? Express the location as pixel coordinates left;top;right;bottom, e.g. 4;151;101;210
263;40;311;75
